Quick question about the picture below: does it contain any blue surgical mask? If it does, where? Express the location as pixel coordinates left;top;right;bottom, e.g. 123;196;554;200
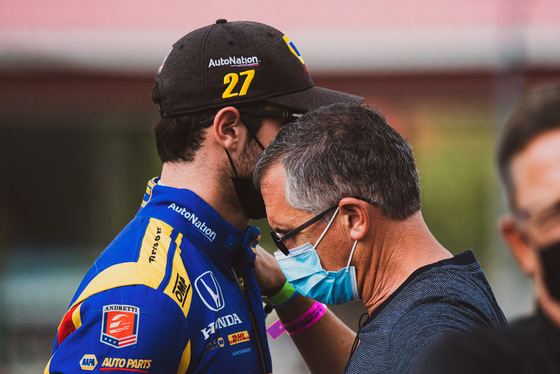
274;207;360;305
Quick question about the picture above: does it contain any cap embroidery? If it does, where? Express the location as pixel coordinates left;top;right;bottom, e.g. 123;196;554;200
208;55;260;69
283;35;308;73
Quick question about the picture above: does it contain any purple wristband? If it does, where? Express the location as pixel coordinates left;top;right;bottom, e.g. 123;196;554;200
284;301;327;336
266;302;327;340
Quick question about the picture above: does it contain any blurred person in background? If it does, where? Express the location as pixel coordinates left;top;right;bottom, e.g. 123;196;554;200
253;103;507;374
44;19;362;373
417;82;560;373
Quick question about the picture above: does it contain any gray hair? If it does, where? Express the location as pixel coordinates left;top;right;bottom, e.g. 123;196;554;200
254;103;421;220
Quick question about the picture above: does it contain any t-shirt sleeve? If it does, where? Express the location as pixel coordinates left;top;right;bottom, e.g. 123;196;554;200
45;285;191;373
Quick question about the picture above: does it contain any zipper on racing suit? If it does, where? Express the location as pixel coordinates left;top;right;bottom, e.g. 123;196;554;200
231;267;267;374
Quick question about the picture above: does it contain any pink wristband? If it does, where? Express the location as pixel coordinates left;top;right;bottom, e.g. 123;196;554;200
266;301;327;340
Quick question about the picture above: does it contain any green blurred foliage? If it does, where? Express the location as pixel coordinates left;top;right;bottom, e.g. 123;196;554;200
0;114;160;253
251;218;275;252
414;111;498;258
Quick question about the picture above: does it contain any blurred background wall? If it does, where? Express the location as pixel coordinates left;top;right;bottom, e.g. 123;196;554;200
1;0;560;372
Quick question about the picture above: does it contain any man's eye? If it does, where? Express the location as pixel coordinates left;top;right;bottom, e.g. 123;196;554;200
274;228;291;237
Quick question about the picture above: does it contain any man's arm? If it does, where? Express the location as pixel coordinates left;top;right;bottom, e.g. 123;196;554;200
254;245;357;374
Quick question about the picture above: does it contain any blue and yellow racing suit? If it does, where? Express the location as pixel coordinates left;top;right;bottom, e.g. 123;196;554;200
45;178;273;373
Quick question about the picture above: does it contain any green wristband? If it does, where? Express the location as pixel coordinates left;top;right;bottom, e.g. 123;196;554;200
267;281;298;307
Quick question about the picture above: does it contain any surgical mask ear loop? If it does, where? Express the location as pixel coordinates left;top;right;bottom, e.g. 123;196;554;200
345;240;358;272
314;206;340;248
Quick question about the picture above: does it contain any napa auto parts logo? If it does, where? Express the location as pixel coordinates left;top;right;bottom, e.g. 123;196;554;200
100;305;139;348
80;354;97;370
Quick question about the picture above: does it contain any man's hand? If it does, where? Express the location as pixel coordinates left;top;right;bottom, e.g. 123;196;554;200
254;246;356;374
253;245;287;297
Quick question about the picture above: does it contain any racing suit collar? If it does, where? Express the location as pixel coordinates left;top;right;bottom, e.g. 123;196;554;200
137;177;259;274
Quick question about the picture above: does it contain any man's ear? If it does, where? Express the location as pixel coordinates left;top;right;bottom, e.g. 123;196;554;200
212;107;245;150
338;197;370;241
499;214;537;276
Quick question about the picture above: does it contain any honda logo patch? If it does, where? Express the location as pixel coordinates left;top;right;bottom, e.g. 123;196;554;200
195;271;225;311
100;305;139;348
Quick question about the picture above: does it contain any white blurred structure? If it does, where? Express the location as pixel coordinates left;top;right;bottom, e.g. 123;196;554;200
0;0;559;74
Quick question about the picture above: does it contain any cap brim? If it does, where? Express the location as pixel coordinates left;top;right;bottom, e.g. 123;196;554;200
265;86;364;112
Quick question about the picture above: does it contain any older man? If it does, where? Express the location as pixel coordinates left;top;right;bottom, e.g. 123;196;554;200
253;103;506;373
417;82;560;373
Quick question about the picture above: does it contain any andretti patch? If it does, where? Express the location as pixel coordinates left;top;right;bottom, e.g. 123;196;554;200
100;305;139;348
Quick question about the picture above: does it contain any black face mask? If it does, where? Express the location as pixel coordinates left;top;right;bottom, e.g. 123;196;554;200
538;240;560;301
231;176;267;220
225;127;267;220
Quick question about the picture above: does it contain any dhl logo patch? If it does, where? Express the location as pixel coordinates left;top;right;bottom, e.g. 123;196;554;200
228;330;250;345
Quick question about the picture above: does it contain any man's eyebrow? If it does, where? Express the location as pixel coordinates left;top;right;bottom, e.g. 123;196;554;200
540;198;560;217
270;225;290;235
521;198;560;220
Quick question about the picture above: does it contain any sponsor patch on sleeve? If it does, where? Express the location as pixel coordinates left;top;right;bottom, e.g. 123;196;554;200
100;305;139;348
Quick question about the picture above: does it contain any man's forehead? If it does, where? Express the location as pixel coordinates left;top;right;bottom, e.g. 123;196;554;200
261;163;285;185
260;164;310;228
260;164;287;211
511;129;560;211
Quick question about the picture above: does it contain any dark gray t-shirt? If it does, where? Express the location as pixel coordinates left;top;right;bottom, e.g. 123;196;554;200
344;250;507;374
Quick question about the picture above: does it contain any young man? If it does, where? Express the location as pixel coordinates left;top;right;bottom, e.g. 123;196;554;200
44;20;362;373
253;103;506;373
417;82;560;373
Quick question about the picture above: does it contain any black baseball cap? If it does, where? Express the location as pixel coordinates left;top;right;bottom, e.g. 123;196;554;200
153;19;363;117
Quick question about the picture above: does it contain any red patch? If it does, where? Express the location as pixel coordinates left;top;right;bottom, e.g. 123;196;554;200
100;305;139;348
57;303;81;346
